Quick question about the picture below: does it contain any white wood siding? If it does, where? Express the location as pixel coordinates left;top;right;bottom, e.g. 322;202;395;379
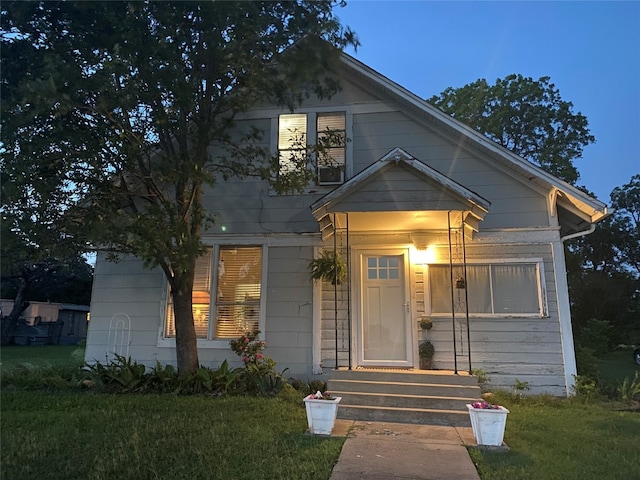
85;254;165;365
262;246;314;377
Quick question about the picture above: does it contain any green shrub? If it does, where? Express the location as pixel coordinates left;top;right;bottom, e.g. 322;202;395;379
574;344;600;377
240;361;288;396
1;364;82;391
618;371;640;403
512;378;531;400
578;318;615;356
84;354;147;393
571;374;602;401
146;361;180;393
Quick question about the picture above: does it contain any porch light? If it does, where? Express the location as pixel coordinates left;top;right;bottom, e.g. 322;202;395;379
412;245;436;264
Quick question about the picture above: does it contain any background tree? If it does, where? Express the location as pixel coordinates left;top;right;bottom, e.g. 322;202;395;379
566;174;640;346
428;74;595;184
0;217;93;344
0;128;92;342
1;1;357;374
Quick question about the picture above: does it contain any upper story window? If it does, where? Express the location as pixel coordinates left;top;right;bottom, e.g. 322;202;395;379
277;111;347;187
278;113;307;177
317;112;346;185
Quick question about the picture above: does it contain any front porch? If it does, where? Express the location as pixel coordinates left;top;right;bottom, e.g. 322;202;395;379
312;148;491;376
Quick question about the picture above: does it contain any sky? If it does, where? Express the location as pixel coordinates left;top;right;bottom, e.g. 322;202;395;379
335;0;640;204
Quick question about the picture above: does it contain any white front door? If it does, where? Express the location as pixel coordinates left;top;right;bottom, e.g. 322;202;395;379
358;250;412;367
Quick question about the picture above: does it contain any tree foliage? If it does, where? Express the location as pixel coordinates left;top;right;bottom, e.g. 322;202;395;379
566;175;640;344
1;1;357;374
428;74;595;184
610;174;640;276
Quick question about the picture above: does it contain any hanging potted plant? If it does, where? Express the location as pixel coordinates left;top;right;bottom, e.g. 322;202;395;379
303;390;342;435
308;250;347;285
419;340;435;369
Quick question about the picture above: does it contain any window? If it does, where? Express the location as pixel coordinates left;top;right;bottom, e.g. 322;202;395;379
164;246;263;340
278;113;307;177
165;249;213;338
429;263;542;316
214;246;262;338
367;256;400;280
316;112;346;185
277;111;346;186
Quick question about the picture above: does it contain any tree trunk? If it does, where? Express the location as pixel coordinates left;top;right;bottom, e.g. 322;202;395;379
0;276;29;345
171;270;199;377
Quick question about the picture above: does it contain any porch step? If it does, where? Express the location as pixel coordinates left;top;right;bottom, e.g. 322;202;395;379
326;370;481;427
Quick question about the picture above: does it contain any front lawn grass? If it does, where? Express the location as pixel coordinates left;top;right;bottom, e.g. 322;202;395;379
1;391;344;480
1;345;86;370
598;346;640;386
469;395;640;480
3;346;640;479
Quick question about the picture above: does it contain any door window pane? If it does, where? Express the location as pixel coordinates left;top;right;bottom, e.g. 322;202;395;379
367;256;400;281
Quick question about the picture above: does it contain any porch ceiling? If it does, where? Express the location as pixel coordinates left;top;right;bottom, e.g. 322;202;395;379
334;211;455;232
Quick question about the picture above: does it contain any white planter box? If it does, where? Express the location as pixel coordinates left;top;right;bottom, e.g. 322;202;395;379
303;396;342;435
466;404;510;446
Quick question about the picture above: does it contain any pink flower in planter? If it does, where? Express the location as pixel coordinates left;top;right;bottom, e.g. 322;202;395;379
472;400;501;410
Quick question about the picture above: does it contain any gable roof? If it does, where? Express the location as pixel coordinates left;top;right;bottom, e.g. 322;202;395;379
338;53;609;232
311;147;490;240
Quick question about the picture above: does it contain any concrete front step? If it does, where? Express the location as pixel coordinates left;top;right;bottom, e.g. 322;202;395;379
325;369;481;426
329;379;480;398
337;404;471;426
331;390;477;411
329;369;479;385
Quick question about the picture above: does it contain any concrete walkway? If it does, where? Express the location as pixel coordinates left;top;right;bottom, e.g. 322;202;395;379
329;420;481;480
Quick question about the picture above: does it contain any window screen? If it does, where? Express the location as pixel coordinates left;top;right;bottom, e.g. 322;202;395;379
429;263;541;315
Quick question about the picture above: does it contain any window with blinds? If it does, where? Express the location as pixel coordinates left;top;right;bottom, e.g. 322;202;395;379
278;113;307;176
214;246;262;338
429;263;542;316
164;246;263;340
317;112;346;185
164;249;213;338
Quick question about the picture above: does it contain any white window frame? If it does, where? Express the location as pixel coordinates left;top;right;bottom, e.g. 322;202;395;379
316;111;347;186
271;108;353;193
425;258;548;318
158;243;268;349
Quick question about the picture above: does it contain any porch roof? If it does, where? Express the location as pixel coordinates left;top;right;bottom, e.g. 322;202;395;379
311;148;490;239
